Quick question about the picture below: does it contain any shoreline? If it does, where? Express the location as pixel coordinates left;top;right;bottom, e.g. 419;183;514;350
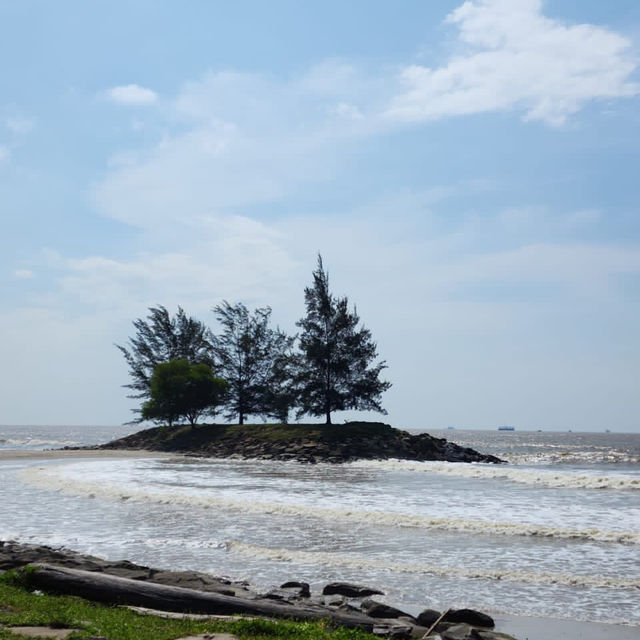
494;613;640;640
2;449;638;639
0;538;638;640
0;448;175;461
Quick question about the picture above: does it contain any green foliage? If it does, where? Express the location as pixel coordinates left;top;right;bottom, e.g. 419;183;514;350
116;306;213;410
295;255;391;424
0;581;376;640
141;358;228;427
212;301;295;424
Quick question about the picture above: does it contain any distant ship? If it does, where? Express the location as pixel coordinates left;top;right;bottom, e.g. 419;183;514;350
498;426;515;431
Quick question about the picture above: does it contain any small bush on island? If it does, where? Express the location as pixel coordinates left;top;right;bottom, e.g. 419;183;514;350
141;359;228;428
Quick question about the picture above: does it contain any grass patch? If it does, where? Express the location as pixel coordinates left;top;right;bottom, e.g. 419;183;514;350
106;421;396;451
0;576;375;640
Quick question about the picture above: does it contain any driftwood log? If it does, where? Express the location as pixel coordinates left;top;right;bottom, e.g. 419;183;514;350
26;564;375;630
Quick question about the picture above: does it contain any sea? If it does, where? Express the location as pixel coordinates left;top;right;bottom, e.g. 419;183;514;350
0;424;639;629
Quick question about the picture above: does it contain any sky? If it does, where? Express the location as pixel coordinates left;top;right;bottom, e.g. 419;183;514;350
1;0;640;432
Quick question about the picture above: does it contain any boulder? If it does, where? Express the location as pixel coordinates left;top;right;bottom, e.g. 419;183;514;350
440;624;481;640
416;609;442;627
322;582;384;598
444;609;494;628
372;622;414;639
279;581;311;598
361;598;414;620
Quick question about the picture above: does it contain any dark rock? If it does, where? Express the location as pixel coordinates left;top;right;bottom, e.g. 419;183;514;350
323;581;384;598
279;581;311;598
94;422;504;465
441;624;482;640
0;541;252;597
444;609;495;628
416;609;442;627
361;598;414;620
372;622;414;639
322;595;347;608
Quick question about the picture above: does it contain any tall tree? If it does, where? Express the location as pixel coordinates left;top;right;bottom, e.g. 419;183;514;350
141;359;228;428
212;301;294;424
117;306;214;414
295;255;391;424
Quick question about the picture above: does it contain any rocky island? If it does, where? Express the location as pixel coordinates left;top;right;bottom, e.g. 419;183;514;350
89;421;503;464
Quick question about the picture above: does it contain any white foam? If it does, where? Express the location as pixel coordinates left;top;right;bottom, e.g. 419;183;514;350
19;465;640;545
227;541;640;590
1;438;80;447
349;459;640;491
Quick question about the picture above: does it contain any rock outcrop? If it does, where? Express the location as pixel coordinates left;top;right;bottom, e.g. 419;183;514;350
89;422;504;465
1;541;517;640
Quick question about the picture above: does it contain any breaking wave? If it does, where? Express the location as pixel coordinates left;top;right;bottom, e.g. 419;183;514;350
20;465;640;545
0;438;80;448
227;541;640;590
349;459;640;491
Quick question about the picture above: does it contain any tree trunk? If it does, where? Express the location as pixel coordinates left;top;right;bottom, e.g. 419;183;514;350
26;564;374;630
326;409;332;425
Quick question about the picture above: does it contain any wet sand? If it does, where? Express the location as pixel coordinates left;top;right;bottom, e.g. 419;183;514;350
495;612;638;640
0;448;174;461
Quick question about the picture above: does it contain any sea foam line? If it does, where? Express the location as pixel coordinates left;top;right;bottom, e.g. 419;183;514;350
349;459;640;491
19;465;640;545
227;541;640;590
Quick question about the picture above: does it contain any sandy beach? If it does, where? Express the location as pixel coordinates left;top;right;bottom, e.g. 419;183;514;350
0;449;174;461
495;613;639;640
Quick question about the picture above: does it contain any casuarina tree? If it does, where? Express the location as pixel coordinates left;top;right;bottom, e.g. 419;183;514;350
295;255;391;424
212;301;294;424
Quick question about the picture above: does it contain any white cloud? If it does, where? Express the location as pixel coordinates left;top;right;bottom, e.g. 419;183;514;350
14;269;34;279
5;115;35;134
387;0;639;125
93;70;370;227
105;84;158;106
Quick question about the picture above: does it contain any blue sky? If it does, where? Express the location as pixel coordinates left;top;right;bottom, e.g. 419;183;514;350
1;0;639;431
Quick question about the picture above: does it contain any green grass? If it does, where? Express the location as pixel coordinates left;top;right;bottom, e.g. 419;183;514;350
0;572;375;640
105;420;398;453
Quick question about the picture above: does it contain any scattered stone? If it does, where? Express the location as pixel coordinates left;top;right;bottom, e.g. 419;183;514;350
444;609;495;628
361;598;414;620
279;581;311;598
126;606;260;622
4;626;79;639
323;581;384;597
175;635;239;640
416;609;442;627
373;623;413;639
439;623;480;640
